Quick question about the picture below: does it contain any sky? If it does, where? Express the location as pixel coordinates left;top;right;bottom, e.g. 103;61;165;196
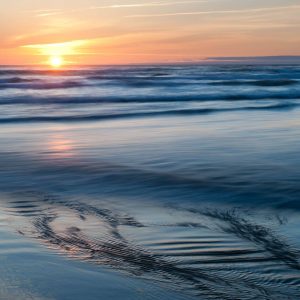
1;0;300;65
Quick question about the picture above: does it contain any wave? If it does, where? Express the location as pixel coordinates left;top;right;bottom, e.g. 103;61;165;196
86;73;171;80
0;79;298;90
0;77;42;84
0;66;299;80
0;67;174;77
0;80;87;90
0;103;295;124
1;90;300;105
209;79;299;87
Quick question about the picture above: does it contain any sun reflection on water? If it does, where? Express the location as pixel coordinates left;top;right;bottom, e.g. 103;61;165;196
46;134;75;159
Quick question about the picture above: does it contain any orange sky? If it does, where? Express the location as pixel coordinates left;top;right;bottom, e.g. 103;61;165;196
1;0;300;65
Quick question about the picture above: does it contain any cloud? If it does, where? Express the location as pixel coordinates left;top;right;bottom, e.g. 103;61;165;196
21;8;64;18
90;1;207;9
35;11;64;18
126;4;300;18
21;40;88;56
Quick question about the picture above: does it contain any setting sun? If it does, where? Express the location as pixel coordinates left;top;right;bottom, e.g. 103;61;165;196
21;40;87;66
50;56;63;68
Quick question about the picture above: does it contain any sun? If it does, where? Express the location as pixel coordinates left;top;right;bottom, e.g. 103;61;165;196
50;56;63;68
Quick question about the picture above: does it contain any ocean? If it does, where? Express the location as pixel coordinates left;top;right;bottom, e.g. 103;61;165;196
0;64;300;299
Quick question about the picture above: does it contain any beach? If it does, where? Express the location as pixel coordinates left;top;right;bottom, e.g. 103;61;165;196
0;64;300;299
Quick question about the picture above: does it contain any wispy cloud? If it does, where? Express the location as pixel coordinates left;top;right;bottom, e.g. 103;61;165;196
21;40;88;56
22;8;64;18
36;11;64;18
23;8;61;13
90;1;206;10
126;4;300;18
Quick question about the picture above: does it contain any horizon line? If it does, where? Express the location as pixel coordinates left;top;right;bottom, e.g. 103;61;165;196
1;55;300;67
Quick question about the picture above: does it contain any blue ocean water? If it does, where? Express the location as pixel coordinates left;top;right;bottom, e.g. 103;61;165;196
0;64;299;122
0;64;300;299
